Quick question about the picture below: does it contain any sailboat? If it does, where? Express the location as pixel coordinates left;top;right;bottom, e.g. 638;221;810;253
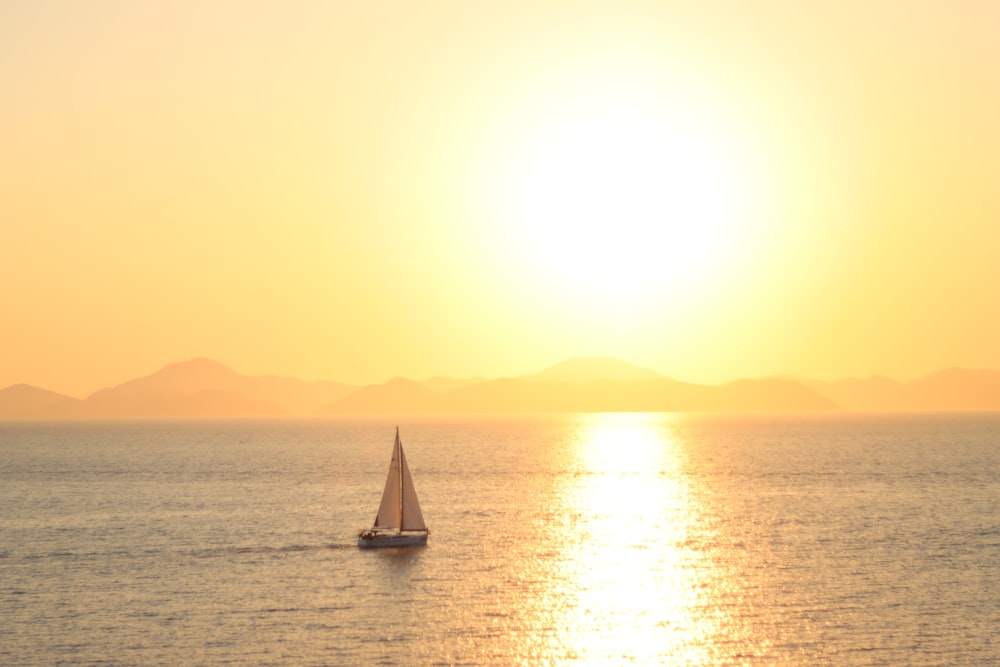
358;427;429;548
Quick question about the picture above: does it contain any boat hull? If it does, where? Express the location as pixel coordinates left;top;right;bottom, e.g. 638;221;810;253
357;531;428;548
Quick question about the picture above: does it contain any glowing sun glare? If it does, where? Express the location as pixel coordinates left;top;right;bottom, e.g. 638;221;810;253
494;81;763;312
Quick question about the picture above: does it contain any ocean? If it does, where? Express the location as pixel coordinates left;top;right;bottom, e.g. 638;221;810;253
1;413;998;665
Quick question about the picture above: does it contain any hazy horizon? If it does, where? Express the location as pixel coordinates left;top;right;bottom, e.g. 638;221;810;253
3;2;999;397
6;354;998;402
4;355;999;419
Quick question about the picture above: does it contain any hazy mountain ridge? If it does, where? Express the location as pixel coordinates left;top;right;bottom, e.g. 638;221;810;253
2;357;999;418
3;358;355;418
523;356;667;383
0;384;82;418
802;367;1000;411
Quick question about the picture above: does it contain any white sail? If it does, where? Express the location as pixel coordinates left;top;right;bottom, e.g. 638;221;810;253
398;442;426;531
372;428;426;532
373;430;403;529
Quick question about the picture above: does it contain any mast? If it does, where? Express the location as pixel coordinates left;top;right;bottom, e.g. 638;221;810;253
396;427;403;535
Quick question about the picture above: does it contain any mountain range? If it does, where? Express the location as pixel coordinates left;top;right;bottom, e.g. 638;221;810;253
1;356;998;419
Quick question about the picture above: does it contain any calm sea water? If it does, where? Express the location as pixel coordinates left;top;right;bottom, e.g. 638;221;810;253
1;413;998;665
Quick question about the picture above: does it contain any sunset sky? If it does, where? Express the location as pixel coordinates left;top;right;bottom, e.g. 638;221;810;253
3;1;999;397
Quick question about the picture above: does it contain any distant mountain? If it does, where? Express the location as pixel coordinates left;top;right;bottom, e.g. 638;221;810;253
3;358;999;418
802;368;1000;411
80;358;252;417
317;375;839;414
0;384;81;418
0;358;357;418
317;377;438;415
420;376;488;394
800;375;910;411
82;358;357;417
525;356;666;383
907;368;1000;410
86;387;287;418
708;378;842;411
239;371;357;414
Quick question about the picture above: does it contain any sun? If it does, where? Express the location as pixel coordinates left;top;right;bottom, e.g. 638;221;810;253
489;75;765;312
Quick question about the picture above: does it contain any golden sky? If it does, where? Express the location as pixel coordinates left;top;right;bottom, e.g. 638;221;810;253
2;1;999;397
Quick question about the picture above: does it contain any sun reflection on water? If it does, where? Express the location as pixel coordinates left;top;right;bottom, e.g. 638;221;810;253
528;413;723;664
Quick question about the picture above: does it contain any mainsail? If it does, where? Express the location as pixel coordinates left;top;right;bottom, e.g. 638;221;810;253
373;428;426;532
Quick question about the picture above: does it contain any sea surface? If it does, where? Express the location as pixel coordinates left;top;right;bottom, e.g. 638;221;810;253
1;413;998;665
